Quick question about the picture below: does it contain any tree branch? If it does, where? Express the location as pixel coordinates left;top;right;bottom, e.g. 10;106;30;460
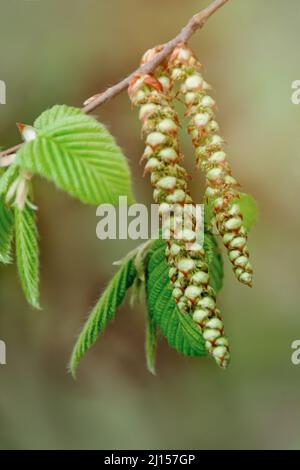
0;143;22;158
0;0;228;159
82;0;228;113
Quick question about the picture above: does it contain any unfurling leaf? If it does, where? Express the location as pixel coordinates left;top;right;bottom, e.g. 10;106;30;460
70;257;137;378
145;308;158;375
146;239;207;357
0;164;19;197
15;206;40;309
204;231;224;293
0;200;14;264
17;105;135;205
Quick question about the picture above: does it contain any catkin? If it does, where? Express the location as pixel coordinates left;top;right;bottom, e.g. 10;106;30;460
168;43;253;287
128;48;230;368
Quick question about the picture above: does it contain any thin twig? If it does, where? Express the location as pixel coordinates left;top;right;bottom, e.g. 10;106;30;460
0;0;228;159
0;143;22;158
82;0;228;113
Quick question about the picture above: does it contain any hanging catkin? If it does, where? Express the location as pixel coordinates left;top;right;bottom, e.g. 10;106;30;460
128;48;230;368
168;43;253;287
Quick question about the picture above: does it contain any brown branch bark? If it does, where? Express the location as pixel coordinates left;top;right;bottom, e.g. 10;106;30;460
82;0;228;113
0;143;22;158
0;0;228;159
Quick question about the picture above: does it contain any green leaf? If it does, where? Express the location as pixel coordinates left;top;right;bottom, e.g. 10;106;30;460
0;165;19;197
17;105;135;205
234;192;258;232
204;200;214;228
204;232;224;293
15;206;40;309
70;258;137;378
145;308;158;375
204;192;258;231
0;200;15;264
146;239;207;357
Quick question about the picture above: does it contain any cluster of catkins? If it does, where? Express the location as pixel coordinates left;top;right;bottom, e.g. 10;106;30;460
168;43;253;287
128;48;230;368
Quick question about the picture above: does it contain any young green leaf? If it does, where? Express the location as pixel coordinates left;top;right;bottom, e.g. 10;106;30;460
70;257;137;378
0;200;15;264
0;164;19;197
146;239;207;357
145;308;158;375
204;232;224;293
204;192;258;232
17;105;135;206
15;206;40;309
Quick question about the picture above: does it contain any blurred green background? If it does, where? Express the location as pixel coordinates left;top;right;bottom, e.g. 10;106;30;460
0;0;299;450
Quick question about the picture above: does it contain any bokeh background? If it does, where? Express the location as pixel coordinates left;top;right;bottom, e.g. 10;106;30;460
0;0;299;450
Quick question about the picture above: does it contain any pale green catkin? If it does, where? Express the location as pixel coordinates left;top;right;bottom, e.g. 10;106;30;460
168;44;253;287
128;48;230;368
